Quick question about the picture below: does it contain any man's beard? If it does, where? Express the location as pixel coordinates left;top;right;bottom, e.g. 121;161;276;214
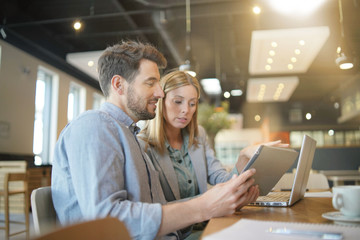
127;84;156;120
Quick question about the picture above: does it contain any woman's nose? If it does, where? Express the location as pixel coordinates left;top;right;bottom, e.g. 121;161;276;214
182;105;189;113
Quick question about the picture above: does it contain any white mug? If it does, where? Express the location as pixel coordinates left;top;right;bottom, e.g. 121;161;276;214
332;185;360;217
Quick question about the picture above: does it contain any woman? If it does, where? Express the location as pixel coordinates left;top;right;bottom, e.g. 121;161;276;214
138;70;284;202
138;70;286;239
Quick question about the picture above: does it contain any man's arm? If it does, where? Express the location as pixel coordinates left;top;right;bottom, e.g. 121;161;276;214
157;169;259;236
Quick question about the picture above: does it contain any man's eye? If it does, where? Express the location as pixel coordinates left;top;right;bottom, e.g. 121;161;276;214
175;101;182;104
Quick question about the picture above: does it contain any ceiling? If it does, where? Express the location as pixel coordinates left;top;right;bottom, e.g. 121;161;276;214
1;0;360;129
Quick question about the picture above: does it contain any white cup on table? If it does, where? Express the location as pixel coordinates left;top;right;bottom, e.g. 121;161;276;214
332;185;360;217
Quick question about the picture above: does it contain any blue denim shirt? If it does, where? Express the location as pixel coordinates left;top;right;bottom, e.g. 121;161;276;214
52;102;175;240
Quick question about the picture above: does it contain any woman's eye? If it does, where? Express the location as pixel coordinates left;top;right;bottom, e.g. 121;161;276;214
175;101;182;104
190;101;198;107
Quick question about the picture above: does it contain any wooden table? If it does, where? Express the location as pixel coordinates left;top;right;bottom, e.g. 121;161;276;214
202;197;335;238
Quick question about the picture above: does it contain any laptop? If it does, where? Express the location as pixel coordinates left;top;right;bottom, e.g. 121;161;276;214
248;135;317;207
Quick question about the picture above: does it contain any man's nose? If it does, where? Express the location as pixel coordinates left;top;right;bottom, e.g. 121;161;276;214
154;83;164;98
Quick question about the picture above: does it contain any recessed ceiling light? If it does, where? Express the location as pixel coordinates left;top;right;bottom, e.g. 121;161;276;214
305;113;312;120
269;50;276;56
299;40;305;46
73;21;82;30
271;41;278;48
291;57;297;63
247;76;299;102
267;58;273;64
288;64;294;70
257;84;266;101
294;49;301;55
254;115;261;122
336;46;342;54
87;61;94;67
224;91;231;98
253;6;261;14
273;83;284;100
265;65;271;71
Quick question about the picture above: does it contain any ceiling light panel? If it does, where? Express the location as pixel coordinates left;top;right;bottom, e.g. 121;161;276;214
246;76;299;102
200;78;222;95
249;26;330;75
66;51;102;80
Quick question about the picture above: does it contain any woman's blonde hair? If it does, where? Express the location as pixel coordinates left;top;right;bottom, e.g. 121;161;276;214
140;70;201;154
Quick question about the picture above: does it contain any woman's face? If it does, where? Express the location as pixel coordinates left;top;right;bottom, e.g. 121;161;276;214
163;84;198;130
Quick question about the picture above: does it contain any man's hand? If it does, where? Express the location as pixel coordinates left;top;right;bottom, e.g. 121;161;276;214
197;169;258;219
158;169;259;237
236;140;289;173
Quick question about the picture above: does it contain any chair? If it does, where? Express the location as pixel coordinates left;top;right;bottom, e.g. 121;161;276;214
306;173;330;190
0;172;29;240
31;186;58;236
33;217;131;240
273;171;330;190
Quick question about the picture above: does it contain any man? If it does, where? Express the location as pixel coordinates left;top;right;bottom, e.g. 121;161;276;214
51;40;259;240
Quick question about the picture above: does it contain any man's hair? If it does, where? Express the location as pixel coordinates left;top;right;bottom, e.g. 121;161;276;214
97;40;167;97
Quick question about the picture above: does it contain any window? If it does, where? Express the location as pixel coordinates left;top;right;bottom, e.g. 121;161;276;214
68;82;86;122
93;92;105;109
215;142;247;167
290;129;360;147
33;67;59;165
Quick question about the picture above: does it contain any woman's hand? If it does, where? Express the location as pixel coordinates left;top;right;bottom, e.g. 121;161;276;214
236;140;289;173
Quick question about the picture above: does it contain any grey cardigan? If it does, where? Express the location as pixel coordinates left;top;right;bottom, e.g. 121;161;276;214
138;126;234;201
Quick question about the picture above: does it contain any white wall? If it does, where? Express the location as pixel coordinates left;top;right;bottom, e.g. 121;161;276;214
0;40;103;155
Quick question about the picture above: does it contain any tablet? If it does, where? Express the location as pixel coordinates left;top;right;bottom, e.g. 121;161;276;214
241;145;299;196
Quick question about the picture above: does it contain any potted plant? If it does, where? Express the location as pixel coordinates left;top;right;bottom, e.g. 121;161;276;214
198;101;233;151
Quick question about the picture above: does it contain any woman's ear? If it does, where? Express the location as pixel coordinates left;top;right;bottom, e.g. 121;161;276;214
111;75;125;94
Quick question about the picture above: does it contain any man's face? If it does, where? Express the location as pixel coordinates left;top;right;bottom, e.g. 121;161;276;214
125;59;164;122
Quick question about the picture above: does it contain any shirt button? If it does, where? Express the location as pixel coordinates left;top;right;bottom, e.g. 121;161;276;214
178;160;182;164
188;180;192;184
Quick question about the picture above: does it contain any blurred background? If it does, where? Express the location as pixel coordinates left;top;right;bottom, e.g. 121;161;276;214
0;0;359;168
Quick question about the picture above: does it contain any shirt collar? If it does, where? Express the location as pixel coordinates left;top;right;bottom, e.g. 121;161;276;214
100;102;140;134
165;129;189;153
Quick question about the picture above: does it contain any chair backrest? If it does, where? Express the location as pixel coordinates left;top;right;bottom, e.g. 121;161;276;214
273;172;295;190
0;161;27;213
0;161;27;186
273;171;330;190
33;217;131;240
306;173;330;190
31;186;58;236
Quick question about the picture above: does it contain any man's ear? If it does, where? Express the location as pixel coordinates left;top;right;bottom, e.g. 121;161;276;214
111;75;126;94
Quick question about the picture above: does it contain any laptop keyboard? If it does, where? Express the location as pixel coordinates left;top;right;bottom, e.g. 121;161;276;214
257;191;291;202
